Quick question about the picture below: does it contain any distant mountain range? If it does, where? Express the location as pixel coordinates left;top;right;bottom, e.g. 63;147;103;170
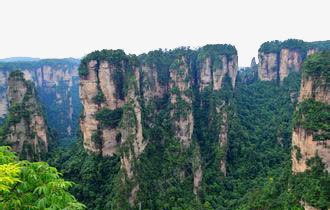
0;57;80;63
0;57;41;62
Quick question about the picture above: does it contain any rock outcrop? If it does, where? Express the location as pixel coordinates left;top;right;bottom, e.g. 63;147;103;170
0;71;49;161
170;56;194;148
79;45;238;207
291;52;330;173
79;50;146;207
0;59;81;142
258;52;279;81
199;48;238;90
258;39;330;82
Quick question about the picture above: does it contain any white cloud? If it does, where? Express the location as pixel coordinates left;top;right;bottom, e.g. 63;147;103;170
0;0;329;66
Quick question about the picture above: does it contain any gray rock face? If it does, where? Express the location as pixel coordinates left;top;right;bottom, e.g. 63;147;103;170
0;59;81;142
1;71;49;161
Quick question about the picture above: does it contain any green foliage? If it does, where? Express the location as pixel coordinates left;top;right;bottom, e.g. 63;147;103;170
259;40;282;53
139;49;173;86
0;147;21;193
302;51;330;80
293;99;330;140
111;69;125;100
308;40;330;51
47;140;120;210
0;72;50;160
92;90;106;104
198;44;237;59
78;49;136;77
95;108;123;128
9;70;24;79
291;156;330;209
46;45;330;209
259;39;307;54
281;39;307;52
224;72;301;209
0;146;85;209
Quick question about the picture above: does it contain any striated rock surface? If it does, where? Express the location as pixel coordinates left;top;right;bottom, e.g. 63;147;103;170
292;52;330;173
279;49;303;81
199;51;238;90
257;39;330;82
79;45;238;207
141;64;166;102
0;59;81;142
79;50;146;207
79;60;100;153
170;56;194;148
258;52;279;81
0;71;49;161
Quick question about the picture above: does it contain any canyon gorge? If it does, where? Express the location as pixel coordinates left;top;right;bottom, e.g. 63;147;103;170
0;39;329;210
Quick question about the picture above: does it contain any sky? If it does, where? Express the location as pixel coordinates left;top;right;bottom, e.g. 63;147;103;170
0;0;329;66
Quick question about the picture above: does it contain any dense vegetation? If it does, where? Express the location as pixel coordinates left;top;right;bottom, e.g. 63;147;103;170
96;108;123;128
3;45;329;209
302;51;330;80
258;39;330;55
0;146;85;209
48;139;120;210
293;99;330;140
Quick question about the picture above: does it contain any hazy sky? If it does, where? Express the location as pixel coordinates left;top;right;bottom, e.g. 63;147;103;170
0;0;329;66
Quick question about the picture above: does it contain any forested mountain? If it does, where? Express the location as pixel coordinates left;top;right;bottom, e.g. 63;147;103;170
0;59;81;143
0;71;49;160
0;39;329;210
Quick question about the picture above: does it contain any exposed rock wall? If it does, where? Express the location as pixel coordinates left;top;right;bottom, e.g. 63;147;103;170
299;76;329;103
0;59;81;142
279;49;303;81
258;52;279;81
0;71;49;161
292;53;330;174
79;60;100;153
141;64;166;102
200;54;238;90
170;56;194;148
257;39;330;82
79;46;238;207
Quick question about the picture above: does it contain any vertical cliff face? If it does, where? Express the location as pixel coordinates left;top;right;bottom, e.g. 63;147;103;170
257;39;330;82
79;60;100;153
0;59;81;142
292;52;330;174
79;45;238;208
0;71;8;122
170;56;194;148
79;50;146;207
0;71;49;161
197;46;237;178
258;52;279;81
199;50;238;90
141;64;166;102
279;49;303;81
258;48;303;82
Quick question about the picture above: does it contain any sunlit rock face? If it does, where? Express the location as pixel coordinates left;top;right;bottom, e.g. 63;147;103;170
258;52;279;81
1;71;49;161
79;45;238;206
257;39;330;82
292;53;330;174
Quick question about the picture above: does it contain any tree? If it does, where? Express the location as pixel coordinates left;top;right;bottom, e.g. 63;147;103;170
0;146;85;210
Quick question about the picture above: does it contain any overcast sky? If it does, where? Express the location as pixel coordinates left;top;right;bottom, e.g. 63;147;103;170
0;0;329;66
